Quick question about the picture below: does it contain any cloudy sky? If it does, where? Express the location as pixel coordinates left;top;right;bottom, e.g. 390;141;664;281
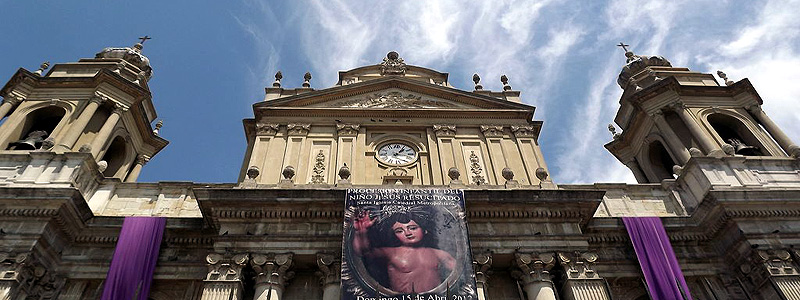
1;1;799;184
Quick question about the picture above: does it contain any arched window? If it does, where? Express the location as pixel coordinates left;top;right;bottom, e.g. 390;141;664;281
707;114;764;156
647;140;677;181
6;106;66;150
100;136;128;177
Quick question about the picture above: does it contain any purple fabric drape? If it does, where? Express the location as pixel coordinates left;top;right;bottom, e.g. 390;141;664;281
622;217;693;300
101;217;166;300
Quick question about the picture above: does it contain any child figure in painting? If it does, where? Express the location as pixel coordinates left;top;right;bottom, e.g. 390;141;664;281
353;209;456;293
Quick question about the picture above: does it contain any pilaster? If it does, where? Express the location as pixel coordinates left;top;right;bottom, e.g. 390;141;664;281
557;251;611;300
316;253;341;300
473;252;492;300
251;253;294;300
200;253;248;300
512;252;557;300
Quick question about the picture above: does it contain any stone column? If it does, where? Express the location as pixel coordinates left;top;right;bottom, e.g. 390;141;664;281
316;253;341;300
251;253;294;300
651;111;691;164
55;93;106;152
0;95;22;121
557;252;612;300
513;252;557;300
623;160;648;183
125;155;150;182
473;252;493;300
200;253;249;300
670;102;723;156
748;105;800;157
88;103;127;157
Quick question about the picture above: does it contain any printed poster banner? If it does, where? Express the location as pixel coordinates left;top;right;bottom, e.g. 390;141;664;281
342;188;477;300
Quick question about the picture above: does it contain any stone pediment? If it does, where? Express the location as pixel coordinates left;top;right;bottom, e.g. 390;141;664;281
258;77;535;111
307;89;472;109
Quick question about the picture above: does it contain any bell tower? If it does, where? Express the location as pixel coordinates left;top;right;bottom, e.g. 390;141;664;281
605;45;799;183
0;38;168;181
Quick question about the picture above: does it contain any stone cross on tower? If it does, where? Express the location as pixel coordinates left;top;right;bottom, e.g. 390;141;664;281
138;36;152;45
616;42;630;53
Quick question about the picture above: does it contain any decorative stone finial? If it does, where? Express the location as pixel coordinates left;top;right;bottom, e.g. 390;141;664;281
273;71;283;87
608;124;621;140
338;163;351;180
717;70;734;86
153;120;163;135
535;167;549;182
448;167;460;181
246;166;260;180
282;166;296;180
503;167;520;189
617;42;638;63
689;147;704;157
502;167;514;181
672;165;683;176
380;51;407;75
500;75;511;91
302;72;312;88
34;61;50;76
97;160;108;173
473;73;483;90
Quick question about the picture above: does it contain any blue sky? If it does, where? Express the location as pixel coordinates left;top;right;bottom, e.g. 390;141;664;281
2;1;799;184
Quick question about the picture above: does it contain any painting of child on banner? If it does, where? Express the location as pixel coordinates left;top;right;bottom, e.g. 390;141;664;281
341;188;477;300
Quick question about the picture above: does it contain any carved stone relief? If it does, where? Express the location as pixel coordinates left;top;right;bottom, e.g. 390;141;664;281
433;124;456;138
310;150;326;184
331;91;459;109
287;124;311;136
480;125;505;138
511;125;537;138
256;123;280;135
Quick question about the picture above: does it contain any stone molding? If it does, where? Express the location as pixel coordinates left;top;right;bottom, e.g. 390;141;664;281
251;253;294;287
256;123;280;135
136;154;151;165
558;251;601;280
473;252;493;285
336;124;360;136
511;125;537;138
433;124;456;137
480;125;505;138
286;123;311;136
512;252;556;284
205;253;249;282
315;253;341;286
0;252;63;299
2;94;24;106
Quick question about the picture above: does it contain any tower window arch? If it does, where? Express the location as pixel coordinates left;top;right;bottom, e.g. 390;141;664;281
100;136;130;177
646;140;677;182
707;113;764;156
6;106;66;150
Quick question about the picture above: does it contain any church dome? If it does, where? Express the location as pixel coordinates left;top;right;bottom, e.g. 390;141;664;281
617;51;671;89
95;42;153;78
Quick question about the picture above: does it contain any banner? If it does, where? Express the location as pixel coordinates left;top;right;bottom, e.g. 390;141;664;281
623;217;692;300
342;188;477;300
101;217;166;300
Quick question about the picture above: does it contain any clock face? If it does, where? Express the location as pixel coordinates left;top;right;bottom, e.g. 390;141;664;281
377;143;417;165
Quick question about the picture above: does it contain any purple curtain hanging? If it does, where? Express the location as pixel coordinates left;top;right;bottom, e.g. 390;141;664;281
622;217;693;300
101;217;166;300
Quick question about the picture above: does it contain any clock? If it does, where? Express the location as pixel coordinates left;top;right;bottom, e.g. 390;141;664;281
377;143;417;165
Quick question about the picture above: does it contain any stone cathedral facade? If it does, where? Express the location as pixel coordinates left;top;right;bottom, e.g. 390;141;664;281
1;41;800;300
